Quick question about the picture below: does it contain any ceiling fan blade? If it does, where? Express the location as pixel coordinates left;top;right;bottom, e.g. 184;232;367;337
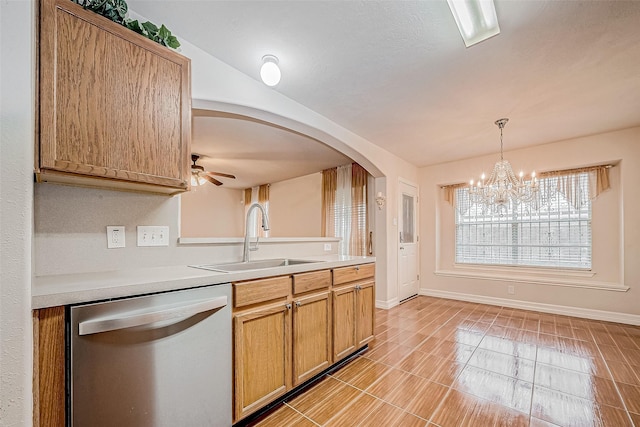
206;171;236;179
203;175;223;186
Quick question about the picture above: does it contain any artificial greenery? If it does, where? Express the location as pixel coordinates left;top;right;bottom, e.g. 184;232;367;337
72;0;180;49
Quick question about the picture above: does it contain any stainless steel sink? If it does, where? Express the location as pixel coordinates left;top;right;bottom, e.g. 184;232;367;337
190;258;320;273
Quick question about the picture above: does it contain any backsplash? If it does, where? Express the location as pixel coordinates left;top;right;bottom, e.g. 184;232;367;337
34;184;337;276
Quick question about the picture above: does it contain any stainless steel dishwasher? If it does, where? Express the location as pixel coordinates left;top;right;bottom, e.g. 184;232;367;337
70;284;232;427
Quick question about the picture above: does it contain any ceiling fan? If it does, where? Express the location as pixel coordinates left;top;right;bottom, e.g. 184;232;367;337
190;154;236;187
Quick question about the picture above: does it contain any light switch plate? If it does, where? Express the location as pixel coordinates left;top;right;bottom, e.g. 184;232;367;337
106;226;125;249
137;226;170;247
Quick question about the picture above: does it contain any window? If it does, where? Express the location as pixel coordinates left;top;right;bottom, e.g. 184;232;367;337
455;172;593;269
322;163;369;256
244;184;270;238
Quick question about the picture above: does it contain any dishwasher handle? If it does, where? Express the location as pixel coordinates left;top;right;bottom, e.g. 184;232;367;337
78;295;228;336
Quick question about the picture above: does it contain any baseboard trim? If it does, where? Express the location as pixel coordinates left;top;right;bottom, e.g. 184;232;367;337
420;289;640;326
375;298;399;310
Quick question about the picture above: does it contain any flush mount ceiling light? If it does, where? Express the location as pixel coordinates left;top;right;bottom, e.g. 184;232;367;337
469;118;538;209
260;55;281;87
447;0;500;47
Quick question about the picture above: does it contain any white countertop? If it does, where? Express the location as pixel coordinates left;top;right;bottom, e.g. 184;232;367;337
32;255;375;308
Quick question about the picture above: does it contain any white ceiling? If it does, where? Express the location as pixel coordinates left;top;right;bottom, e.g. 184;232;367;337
192;110;351;189
129;0;640;173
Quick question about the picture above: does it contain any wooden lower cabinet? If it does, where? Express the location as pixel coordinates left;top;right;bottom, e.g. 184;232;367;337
333;279;375;362
356;280;375;348
292;291;332;386
33;307;66;427
332;285;357;361
233;302;292;422
232;264;375;423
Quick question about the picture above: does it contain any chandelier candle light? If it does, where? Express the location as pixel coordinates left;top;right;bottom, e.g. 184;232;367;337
469;118;539;208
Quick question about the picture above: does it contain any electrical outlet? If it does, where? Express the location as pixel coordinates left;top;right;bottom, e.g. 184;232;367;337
106;226;125;249
137;226;170;247
508;285;515;295
324;243;332;251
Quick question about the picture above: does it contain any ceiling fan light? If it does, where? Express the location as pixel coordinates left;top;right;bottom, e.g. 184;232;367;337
260;55;281;87
191;173;206;187
447;0;500;47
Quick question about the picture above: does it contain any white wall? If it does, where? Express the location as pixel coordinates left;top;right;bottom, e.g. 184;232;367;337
180;185;244;237
0;0;35;424
269;172;322;237
419;127;640;319
5;5;417;422
31;23;419;300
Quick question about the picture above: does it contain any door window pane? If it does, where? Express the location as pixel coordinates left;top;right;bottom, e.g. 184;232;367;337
402;194;414;243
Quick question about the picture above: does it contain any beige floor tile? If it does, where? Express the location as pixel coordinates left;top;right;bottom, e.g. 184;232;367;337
323;392;379;426
534;363;623;408
287;376;343;414
478;334;537;360
343;360;392;391
607;360;640;386
403;379;449;420
430;389;528;427
365;367;410;398
331;356;374;382
252;404;316;427
300;382;361;425
454;365;533;413
536;347;611;379
255;297;640;427
397;349;429;373
377;344;415;367
358;400;425;427
467;347;535;382
531;386;631;427
616;382;640;414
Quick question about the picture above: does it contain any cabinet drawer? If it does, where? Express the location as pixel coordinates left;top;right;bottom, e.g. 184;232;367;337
293;270;331;295
234;276;291;308
333;263;375;285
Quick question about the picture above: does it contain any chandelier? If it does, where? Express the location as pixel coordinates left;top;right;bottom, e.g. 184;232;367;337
469;118;538;208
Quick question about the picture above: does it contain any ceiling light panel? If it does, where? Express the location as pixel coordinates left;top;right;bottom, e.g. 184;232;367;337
447;0;500;47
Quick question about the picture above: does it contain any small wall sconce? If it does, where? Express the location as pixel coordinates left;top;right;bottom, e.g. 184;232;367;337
375;192;386;210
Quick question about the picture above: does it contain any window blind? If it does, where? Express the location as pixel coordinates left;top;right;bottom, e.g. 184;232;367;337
455;171;592;269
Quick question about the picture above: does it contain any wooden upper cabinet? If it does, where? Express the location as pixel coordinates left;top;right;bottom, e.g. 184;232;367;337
37;0;191;194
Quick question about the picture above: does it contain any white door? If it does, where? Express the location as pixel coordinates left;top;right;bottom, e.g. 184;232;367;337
398;181;419;302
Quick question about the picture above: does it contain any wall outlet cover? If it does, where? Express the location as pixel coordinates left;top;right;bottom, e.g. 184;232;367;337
324;243;332;251
107;226;125;249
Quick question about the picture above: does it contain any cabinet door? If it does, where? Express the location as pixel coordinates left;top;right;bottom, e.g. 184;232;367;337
292;292;331;386
332;286;357;362
38;0;191;194
356;280;375;348
33;307;66;427
234;303;291;422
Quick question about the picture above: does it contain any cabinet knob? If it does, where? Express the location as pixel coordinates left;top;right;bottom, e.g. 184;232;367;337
355;285;362;291
355;266;360;271
285;303;292;310
295;301;301;308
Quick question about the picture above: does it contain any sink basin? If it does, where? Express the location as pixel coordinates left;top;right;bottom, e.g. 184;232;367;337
190;258;320;273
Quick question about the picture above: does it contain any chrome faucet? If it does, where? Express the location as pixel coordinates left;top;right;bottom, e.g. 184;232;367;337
243;203;270;262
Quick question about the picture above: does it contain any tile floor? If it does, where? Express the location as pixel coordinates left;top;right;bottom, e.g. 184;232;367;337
251;296;640;426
